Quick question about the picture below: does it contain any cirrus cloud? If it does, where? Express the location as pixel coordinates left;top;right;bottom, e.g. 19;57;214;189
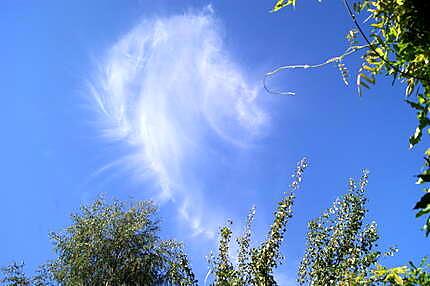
89;7;268;238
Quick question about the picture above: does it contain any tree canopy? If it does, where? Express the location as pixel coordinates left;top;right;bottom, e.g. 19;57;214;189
209;163;429;285
298;171;381;285
2;166;429;285
1;198;196;286
208;157;308;285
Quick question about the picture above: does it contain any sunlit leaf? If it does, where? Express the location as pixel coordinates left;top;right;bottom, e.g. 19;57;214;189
271;0;295;12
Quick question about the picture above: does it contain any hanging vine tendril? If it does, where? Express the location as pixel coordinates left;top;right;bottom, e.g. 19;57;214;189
263;44;368;96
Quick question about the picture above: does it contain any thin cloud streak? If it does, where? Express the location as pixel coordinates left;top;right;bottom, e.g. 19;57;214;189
89;7;268;238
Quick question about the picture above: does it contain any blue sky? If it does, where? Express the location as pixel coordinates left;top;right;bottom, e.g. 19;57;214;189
0;0;428;284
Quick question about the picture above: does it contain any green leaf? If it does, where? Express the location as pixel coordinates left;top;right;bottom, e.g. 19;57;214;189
360;73;376;84
405;100;424;110
393;273;404;285
363;64;377;73
414;193;430;209
271;0;285;12
409;127;422;148
359;79;370;89
271;0;295;12
416;205;430;218
416;173;430;184
425;217;430;236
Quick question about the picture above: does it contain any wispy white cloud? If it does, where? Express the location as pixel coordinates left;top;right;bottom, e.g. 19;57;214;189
89;6;268;238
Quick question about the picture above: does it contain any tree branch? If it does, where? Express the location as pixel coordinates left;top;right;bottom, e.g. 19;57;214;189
264;45;368;96
342;0;430;83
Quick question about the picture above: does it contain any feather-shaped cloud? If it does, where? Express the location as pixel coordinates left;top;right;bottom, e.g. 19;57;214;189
89;7;268;238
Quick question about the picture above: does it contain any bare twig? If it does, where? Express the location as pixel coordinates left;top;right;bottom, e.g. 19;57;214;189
264;45;368;95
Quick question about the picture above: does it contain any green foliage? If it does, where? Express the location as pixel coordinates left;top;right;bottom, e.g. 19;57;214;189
296;170;430;286
354;0;430;152
271;0;430;235
396;259;430;286
0;263;54;286
1;198;196;286
3;170;429;286
208;158;308;286
297;171;430;286
50;198;196;285
298;171;383;285
351;258;430;285
206;161;429;286
371;265;410;285
271;0;296;12
1;263;30;286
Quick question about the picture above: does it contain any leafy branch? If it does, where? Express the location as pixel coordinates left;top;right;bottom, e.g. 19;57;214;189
342;0;430;83
270;0;430;236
